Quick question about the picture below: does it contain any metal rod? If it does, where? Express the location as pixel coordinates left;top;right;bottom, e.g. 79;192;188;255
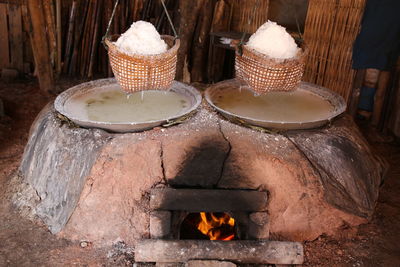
102;0;119;47
161;0;178;38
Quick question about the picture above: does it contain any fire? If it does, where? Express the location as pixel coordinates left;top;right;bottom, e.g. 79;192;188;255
197;212;235;241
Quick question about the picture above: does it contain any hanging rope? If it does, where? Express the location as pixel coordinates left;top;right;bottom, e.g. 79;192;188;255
102;0;178;49
102;0;120;49
160;0;178;39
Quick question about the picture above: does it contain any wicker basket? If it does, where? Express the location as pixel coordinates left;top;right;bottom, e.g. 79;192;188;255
235;45;306;94
105;35;180;93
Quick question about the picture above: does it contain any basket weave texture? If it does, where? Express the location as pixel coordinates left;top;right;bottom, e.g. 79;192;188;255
105;35;180;93
235;45;306;94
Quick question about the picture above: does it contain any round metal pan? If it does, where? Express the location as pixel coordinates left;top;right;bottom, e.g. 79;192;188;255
205;79;346;130
55;78;202;133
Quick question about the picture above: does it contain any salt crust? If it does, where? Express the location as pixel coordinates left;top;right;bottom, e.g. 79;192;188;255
115;21;168;56
247;20;299;60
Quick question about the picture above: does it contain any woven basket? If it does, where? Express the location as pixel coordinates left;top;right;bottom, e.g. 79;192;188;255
105;35;180;93
235;45;306;94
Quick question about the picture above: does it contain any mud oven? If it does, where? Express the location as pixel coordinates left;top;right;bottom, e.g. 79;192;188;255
13;97;384;266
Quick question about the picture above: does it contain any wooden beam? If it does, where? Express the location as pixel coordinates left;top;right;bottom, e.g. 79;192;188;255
150;188;268;212
371;71;391;127
27;0;54;94
0;4;10;69
7;3;23;72
135;240;304;265
347;69;365;117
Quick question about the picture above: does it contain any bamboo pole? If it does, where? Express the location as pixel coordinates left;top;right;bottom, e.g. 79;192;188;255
56;0;61;73
88;0;102;78
69;0;89;75
63;0;77;73
43;0;57;69
27;0;54;94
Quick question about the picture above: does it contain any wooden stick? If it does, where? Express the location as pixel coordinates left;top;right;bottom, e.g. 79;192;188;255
69;0;89;75
347;69;365;117
88;0;102;77
0;4;10;69
7;4;24;72
63;0;77;73
43;0;57;69
372;71;391;127
56;0;61;73
82;0;97;76
27;0;54;94
191;0;214;82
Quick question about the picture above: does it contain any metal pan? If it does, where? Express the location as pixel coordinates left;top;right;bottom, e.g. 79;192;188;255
54;78;202;133
205;79;346;130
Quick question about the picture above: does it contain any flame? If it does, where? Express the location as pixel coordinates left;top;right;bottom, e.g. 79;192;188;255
197;212;235;240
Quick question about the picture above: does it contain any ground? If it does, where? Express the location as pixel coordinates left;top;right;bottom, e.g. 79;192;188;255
0;78;399;266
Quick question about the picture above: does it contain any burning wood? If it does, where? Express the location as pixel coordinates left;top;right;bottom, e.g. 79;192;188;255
197;212;235;241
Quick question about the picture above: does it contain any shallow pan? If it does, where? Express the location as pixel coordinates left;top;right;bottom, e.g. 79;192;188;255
205;79;346;130
54;78;202;133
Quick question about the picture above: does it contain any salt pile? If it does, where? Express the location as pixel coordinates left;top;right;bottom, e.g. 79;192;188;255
115;21;168;55
247;20;299;59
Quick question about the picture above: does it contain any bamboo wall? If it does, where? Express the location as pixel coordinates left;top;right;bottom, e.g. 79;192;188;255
303;0;366;102
0;0;366;104
0;3;33;74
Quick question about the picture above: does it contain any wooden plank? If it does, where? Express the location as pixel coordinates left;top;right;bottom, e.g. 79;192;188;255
135;240;304;264
0;4;9;69
43;0;57;68
371;71;391;127
7;4;23;71
27;0;54;94
347;69;365;117
150;188;268;212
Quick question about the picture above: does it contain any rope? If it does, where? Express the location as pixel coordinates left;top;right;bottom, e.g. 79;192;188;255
102;0;178;49
161;0;178;38
102;0;120;49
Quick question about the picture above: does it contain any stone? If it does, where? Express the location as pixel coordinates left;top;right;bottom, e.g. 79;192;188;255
186;260;236;267
248;212;270;240
12;102;386;246
135;240;303;264
249;212;269;225
150;188;268;212
16;103;110;233
287;116;386;218
150;211;171;239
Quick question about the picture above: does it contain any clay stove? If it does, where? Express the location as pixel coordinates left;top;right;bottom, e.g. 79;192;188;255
12;79;385;266
133;188;303;265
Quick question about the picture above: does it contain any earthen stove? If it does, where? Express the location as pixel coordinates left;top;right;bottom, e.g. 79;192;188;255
12;80;386;266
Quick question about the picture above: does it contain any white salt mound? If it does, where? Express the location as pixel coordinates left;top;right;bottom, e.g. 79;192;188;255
247;20;299;59
115;21;168;55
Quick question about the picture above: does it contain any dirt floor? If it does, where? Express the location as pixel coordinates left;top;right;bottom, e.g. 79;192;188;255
0;78;399;266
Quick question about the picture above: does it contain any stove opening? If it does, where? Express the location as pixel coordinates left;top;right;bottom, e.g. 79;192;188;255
180;212;236;240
